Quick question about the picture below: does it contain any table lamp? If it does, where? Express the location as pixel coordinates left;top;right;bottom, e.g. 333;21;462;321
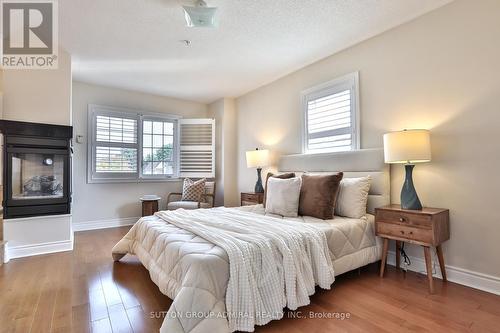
245;148;269;193
383;129;431;210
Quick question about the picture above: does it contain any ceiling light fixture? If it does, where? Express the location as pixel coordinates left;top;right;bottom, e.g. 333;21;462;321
183;0;217;28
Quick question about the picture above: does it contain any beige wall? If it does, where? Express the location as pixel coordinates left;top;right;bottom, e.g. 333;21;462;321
2;50;73;251
71;81;208;225
208;98;238;207
2;49;72;126
236;0;500;278
209;99;225;206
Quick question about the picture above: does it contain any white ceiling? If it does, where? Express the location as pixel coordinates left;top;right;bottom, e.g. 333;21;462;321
61;0;452;103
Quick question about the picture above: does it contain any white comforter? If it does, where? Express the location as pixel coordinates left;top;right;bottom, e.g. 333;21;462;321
112;207;335;332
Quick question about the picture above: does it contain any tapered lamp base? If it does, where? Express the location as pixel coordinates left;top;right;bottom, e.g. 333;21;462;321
401;164;422;210
254;168;264;193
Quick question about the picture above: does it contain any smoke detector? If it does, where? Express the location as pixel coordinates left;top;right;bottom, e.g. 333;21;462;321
183;0;217;28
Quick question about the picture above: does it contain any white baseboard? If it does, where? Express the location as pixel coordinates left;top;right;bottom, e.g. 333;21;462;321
73;217;139;232
387;251;500;296
6;238;74;262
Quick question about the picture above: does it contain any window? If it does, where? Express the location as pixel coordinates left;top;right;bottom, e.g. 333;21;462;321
88;105;215;183
92;111;139;180
302;72;359;154
141;118;175;177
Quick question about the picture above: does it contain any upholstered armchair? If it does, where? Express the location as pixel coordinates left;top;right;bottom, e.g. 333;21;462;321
167;181;216;210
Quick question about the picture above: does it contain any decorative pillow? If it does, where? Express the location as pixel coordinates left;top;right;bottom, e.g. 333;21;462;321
263;172;296;208
181;178;206;202
335;176;372;218
298;173;343;220
265;177;302;217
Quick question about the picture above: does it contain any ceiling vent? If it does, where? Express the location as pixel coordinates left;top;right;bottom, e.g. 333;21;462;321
183;0;217;28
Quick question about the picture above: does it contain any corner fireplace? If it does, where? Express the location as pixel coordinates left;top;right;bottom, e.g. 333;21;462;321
0;120;73;219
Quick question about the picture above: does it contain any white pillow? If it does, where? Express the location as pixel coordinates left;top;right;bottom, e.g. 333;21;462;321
334;176;371;219
265;177;302;217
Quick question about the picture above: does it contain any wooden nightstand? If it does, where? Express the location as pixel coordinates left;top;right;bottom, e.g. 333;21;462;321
375;204;450;293
140;196;161;217
240;192;264;206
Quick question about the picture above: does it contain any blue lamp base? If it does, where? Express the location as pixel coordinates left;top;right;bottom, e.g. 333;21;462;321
254;168;264;193
401;164;422;210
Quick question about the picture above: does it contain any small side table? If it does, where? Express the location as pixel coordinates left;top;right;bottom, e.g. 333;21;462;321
140;195;161;217
375;204;450;294
240;192;264;206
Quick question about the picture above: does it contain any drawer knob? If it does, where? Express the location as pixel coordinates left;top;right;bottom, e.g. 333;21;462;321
399;217;406;222
400;230;405;234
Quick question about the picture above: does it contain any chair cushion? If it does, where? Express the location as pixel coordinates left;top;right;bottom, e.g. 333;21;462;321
182;178;206;201
167;201;211;210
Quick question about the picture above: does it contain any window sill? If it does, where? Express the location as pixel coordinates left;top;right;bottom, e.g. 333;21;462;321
303;149;356;156
87;177;183;184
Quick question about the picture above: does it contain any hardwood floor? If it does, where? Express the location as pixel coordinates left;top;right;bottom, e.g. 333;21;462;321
0;226;499;333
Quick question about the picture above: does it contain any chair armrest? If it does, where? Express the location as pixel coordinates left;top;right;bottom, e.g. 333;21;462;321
167;192;182;204
197;193;204;208
202;193;215;208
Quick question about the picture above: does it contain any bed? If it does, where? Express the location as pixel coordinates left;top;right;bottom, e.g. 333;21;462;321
112;149;390;333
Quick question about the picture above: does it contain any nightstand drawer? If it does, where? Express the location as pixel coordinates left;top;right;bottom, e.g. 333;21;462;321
241;193;256;202
376;221;433;244
377;209;432;229
240;192;264;206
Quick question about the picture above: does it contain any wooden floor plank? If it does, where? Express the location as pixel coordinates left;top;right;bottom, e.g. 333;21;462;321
126;306;156;333
30;257;61;333
0;226;499;333
88;283;109;322
51;254;73;333
107;303;133;333
72;304;91;333
91;318;113;333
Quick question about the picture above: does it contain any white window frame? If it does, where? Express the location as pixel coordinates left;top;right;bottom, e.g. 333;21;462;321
140;115;179;180
301;72;360;154
87;104;181;184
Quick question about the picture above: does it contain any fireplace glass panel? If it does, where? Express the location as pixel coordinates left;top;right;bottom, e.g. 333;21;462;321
11;153;65;200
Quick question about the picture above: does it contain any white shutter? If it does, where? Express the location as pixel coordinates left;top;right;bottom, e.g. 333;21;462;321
88;105;140;181
303;72;359;154
178;118;215;178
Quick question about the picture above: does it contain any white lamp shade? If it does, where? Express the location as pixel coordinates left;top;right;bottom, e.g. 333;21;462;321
246;149;269;168
383;129;431;164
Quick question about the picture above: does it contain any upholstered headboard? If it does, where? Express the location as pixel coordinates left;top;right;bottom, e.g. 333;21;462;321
278;148;390;214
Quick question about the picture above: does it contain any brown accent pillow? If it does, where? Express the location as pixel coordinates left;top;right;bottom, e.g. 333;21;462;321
298;173;344;220
263;172;296;207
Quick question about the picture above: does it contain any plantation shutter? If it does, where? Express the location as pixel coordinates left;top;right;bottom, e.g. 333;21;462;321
90;106;139;181
178;119;215;178
304;73;358;153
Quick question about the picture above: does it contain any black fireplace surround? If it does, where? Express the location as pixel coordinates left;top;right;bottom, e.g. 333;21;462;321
0;120;73;219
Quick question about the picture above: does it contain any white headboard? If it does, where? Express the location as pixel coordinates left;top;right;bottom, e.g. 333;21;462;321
278;148;390;214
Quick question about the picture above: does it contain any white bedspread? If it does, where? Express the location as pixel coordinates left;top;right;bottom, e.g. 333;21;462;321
112;206;380;333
